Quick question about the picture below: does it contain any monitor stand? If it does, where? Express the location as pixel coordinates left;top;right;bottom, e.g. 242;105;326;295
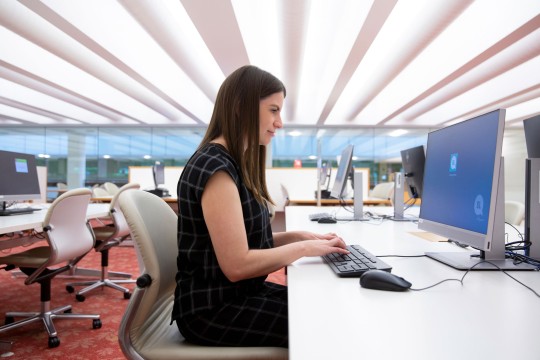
426;158;537;270
335;172;368;221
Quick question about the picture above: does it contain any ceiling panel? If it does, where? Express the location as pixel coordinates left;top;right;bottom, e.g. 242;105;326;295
0;0;538;128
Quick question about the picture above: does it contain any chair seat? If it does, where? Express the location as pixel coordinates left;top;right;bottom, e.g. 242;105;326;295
92;225;117;239
136;297;288;360
0;247;51;267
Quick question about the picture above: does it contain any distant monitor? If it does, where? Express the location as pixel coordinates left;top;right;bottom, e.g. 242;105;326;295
400;145;425;199
330;145;354;200
0;150;41;215
418;109;535;270
523;114;540;158
152;163;165;189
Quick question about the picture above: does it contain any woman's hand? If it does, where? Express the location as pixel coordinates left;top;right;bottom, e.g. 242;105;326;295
301;237;349;257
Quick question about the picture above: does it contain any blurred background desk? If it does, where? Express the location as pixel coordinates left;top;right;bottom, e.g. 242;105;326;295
0;204;109;250
285;206;540;360
287;198;391;206
92;195;178;214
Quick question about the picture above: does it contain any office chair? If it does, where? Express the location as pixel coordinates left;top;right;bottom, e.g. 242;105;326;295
505;200;525;225
118;190;288;360
66;183;140;301
92;187;111;198
0;188;101;348
369;182;394;200
103;182;120;196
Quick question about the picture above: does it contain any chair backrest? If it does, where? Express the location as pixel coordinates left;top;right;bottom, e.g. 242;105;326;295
42;188;95;268
93;187;111;198
505;200;525;225
103;182;120;195
370;182;394;199
109;183;140;239
56;182;67;190
118;190;178;358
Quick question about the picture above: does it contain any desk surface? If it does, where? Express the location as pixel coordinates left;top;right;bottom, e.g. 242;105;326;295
288;198;391;206
91;196;177;203
0;203;110;234
285;206;540;360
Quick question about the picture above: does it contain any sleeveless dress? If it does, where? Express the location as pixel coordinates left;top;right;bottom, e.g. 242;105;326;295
172;143;288;347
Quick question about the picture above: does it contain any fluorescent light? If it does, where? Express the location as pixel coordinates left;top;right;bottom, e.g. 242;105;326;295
389;129;408;137
103;155;111;159
232;0;283;80
288;130;302;137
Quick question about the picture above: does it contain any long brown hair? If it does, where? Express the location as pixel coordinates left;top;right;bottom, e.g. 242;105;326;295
199;65;286;205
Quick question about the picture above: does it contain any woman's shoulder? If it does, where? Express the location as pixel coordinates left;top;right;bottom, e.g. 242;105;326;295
190;143;237;170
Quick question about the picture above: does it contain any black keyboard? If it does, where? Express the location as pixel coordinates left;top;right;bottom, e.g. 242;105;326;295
322;244;392;277
309;212;333;221
0;207;41;216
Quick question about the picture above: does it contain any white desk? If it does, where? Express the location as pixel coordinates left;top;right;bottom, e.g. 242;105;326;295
0;204;110;234
286;206;540;360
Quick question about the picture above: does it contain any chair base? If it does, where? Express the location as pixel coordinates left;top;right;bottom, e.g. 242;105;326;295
0;302;101;348
68;278;134;301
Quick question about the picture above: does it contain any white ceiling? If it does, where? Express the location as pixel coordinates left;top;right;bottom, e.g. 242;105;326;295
0;0;539;128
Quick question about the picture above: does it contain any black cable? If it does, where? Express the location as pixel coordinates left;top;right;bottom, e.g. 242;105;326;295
409;260;540;298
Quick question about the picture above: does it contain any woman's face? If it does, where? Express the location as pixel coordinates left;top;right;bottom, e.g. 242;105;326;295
259;91;284;146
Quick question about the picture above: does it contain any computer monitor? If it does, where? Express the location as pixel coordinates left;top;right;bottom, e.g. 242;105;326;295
523;114;540;158
400;145;425;199
0;150;41;215
330;145;354;200
152;163;165;189
523;114;540;260
418;109;535;270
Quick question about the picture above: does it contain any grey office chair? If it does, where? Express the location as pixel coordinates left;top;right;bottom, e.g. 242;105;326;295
0;188;101;348
118;190;288;360
66;183;140;301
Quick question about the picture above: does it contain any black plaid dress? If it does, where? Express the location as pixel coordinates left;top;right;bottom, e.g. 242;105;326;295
172;143;288;347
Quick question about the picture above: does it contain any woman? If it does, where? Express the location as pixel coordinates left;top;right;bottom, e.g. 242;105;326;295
173;65;348;347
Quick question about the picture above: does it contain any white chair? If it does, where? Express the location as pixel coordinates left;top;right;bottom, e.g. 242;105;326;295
66;183;140;301
118;190;288;360
0;189;101;348
505;200;525;225
369;182;394;200
92;187;111;198
103;182;120;196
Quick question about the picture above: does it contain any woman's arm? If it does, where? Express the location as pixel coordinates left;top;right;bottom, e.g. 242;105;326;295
202;171;348;282
273;231;339;247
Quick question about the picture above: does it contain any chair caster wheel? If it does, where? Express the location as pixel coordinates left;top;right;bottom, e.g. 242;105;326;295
5;316;14;325
93;319;102;329
66;285;74;293
124;292;131;300
48;336;60;348
76;294;85;302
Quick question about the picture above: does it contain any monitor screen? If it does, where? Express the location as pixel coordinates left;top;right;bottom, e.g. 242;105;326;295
400;145;425;199
0;150;41;202
152;163;165;188
417;109;531;270
330;145;354;199
523;114;540;158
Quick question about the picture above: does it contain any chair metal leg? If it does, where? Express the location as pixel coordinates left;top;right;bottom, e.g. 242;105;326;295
0;300;100;345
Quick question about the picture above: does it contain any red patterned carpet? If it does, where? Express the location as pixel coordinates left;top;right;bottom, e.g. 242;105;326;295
0;242;286;359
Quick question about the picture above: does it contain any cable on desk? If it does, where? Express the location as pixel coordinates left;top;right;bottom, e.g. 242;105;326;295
409;260;540;298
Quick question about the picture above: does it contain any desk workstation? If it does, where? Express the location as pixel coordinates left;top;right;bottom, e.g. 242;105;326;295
285;205;540;360
0;203;110;249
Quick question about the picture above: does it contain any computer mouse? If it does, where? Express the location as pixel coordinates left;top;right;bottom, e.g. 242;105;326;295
317;217;337;224
359;269;412;291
